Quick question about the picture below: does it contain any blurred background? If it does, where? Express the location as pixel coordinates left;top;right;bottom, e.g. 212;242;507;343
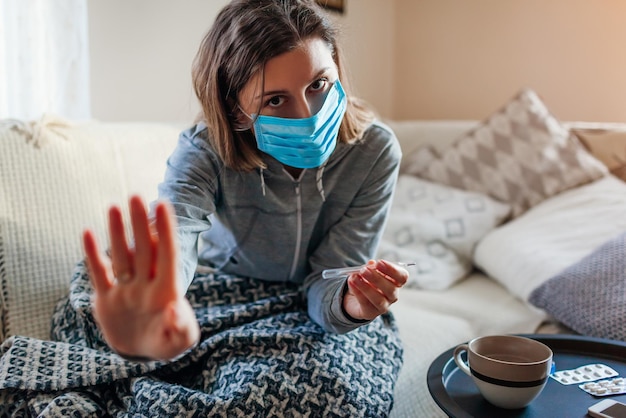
3;0;626;123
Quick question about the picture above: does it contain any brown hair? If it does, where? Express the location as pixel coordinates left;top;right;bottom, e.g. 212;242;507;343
192;0;375;171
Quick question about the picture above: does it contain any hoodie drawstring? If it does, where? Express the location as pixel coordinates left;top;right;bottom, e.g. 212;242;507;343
316;160;328;202
259;167;266;196
259;161;327;202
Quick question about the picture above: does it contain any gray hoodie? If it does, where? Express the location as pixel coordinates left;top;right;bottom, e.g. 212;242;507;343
157;120;401;333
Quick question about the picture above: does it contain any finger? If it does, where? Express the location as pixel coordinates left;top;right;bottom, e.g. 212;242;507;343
374;260;408;287
360;271;399;306
82;229;113;292
358;263;402;302
129;195;155;280
350;273;391;313
154;201;178;294
356;267;389;299
346;276;378;319
108;205;132;280
147;218;159;279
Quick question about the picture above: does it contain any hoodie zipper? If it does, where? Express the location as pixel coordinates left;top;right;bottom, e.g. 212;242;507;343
288;182;303;280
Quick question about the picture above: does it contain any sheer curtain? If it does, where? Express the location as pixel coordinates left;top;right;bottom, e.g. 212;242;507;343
0;0;91;120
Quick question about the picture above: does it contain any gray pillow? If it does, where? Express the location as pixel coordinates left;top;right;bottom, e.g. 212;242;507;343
529;231;626;341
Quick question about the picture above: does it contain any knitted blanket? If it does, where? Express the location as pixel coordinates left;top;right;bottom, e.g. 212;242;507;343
0;262;403;417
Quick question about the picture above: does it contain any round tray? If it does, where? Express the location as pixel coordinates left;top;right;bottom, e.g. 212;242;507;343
427;334;626;418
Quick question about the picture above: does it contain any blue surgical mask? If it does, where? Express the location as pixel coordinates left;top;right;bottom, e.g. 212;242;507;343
252;80;347;169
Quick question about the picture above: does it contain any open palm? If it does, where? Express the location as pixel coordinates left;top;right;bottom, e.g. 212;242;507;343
82;196;199;361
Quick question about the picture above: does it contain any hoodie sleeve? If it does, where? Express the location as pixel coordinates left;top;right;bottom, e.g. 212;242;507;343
154;124;220;291
304;122;402;333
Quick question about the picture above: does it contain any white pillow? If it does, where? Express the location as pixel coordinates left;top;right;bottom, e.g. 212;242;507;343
377;175;511;290
474;175;626;301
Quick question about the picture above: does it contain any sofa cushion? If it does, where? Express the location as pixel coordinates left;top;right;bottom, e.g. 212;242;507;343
573;128;626;182
528;231;626;342
405;88;608;218
473;175;626;302
383;119;478;174
0;115;180;341
377;175;510;290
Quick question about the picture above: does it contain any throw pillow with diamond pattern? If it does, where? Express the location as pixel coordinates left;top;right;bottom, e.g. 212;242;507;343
407;88;607;217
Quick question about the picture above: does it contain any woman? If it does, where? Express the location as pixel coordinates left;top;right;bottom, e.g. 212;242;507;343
82;0;406;415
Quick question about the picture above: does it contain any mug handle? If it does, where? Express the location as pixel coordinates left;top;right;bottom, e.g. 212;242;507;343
453;344;471;376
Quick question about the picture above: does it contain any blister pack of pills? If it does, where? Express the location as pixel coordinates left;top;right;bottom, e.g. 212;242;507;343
550;363;619;385
579;377;626;397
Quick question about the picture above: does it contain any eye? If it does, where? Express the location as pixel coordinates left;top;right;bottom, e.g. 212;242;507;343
265;96;285;108
309;78;328;93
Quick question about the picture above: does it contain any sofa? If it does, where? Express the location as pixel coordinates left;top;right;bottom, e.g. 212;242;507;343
1;88;626;416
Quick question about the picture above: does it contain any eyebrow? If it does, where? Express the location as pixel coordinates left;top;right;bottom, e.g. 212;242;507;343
255;67;333;100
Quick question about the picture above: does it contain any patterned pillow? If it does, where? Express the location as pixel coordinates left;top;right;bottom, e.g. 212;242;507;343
407;88;607;218
529;231;626;342
377;175;511;290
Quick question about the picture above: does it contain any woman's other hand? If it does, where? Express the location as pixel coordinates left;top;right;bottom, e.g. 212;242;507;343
82;195;200;361
342;259;408;322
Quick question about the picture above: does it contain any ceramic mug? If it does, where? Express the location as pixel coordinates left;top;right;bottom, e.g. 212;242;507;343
453;335;553;409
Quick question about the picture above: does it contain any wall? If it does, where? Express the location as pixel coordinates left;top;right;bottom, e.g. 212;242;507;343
88;1;626;123
333;1;395;118
88;0;229;123
394;0;626;122
87;0;395;123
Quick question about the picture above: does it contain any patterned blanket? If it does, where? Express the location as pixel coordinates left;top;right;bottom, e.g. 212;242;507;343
0;262;403;417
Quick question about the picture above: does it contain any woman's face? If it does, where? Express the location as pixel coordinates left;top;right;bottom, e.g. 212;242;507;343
238;37;339;120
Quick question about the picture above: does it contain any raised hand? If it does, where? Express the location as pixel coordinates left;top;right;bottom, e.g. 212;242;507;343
342;259;408;321
82;195;200;361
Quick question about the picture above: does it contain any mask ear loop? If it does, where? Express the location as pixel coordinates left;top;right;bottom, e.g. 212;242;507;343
230;103;255;132
231;67;265;132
